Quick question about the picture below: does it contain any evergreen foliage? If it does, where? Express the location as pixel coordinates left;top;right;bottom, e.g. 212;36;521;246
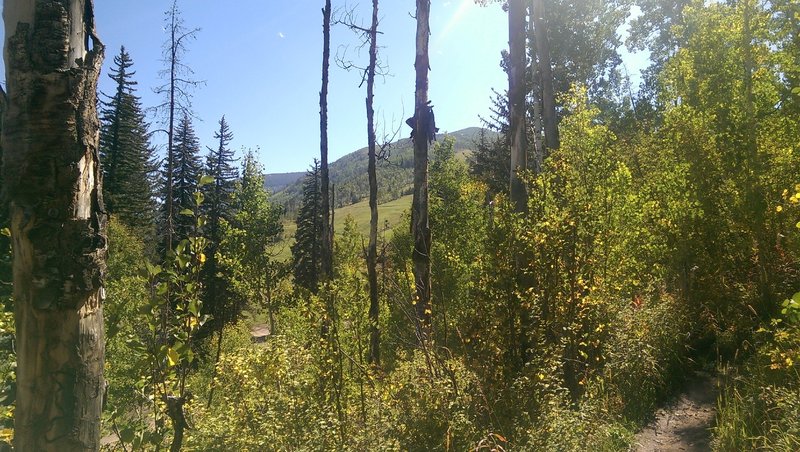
99;46;157;239
201;116;239;333
160;113;202;245
291;160;322;293
204;116;239;229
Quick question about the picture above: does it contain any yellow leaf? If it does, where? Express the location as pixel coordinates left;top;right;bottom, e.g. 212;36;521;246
199;253;206;263
492;433;508;442
167;348;179;367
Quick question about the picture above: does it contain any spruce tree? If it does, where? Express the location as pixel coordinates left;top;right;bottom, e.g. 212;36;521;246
291;160;322;293
202;115;238;334
161;113;202;245
99;46;156;239
204;116;238;235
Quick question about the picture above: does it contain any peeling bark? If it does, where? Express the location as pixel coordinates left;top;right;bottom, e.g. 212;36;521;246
2;1;106;450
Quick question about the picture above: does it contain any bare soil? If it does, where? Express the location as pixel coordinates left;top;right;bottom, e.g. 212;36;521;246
634;372;718;451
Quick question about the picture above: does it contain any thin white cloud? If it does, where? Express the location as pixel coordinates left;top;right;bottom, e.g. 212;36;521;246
439;0;471;42
278;31;285;39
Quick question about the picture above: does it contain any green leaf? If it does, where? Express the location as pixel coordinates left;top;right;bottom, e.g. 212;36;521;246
156;282;169;296
194;191;205;207
145;262;162;276
119;428;136;443
198;175;214;187
167;347;179;367
188;299;199;316
179;208;194;216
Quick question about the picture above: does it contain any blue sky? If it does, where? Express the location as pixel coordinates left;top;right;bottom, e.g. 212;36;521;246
104;0;511;174
2;1;646;174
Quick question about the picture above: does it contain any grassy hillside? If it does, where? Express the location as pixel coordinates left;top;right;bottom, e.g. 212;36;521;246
269;127;494;214
274;194;412;262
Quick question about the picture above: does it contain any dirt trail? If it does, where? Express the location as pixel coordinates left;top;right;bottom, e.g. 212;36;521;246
634;372;718;451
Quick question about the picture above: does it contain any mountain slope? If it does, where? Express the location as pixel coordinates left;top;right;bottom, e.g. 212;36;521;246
267;126;494;213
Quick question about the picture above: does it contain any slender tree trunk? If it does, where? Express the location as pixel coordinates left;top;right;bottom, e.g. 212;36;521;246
366;0;381;365
320;0;333;279
508;0;528;213
741;0;770;313
412;0;433;340
531;89;545;174
165;4;178;252
509;0;534;368
531;0;559;152
206;325;224;408
3;1;107;450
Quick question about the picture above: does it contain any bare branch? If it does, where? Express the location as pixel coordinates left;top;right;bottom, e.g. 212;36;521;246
376;109;403;163
333;2;391;81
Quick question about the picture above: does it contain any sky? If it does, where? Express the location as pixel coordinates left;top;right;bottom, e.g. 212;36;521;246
1;1;646;174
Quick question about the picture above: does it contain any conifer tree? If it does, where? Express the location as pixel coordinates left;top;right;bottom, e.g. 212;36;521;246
100;46;156;239
161;113;202;245
292;160;322;293
155;0;201;251
202;115;238;333
204;116;238;228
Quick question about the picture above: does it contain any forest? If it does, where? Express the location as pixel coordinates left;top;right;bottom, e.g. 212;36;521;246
0;0;799;450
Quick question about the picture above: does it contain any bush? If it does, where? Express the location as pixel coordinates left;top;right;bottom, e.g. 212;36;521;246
714;319;800;451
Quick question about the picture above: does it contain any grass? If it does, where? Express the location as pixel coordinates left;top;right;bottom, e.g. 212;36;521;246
273;194;412;262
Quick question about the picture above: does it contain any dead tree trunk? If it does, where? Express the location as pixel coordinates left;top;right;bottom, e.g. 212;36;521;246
531;0;559;152
366;0;381;365
165;2;178;251
2;1;107;450
412;0;433;340
157;1;199;253
508;0;528;213
320;0;333;280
